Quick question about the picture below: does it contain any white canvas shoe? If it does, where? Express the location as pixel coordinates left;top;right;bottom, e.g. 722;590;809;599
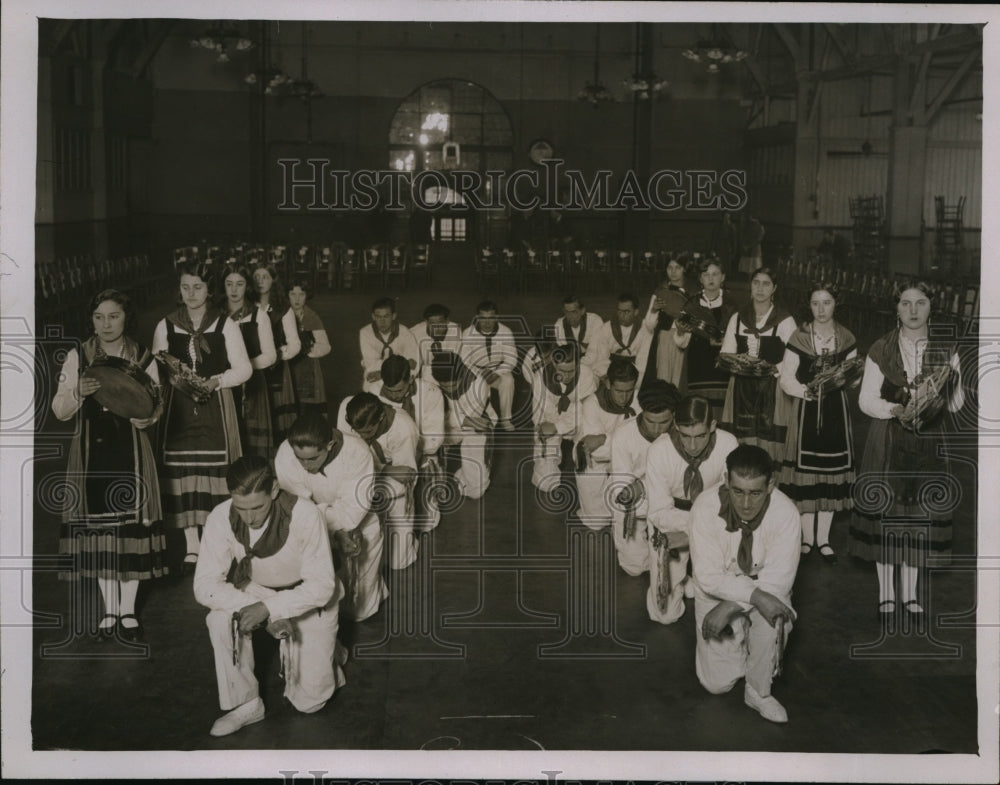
744;683;788;723
210;697;265;737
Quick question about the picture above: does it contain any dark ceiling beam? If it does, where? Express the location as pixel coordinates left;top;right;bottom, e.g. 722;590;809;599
822;23;856;68
130;20;176;79
772;23;800;67
924;48;979;123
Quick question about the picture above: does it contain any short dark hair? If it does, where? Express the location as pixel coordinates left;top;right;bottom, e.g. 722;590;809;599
892;278;937;304
697;258;725;277
177;261;216;294
550;342;580;366
423;303;450;320
808;281;840;305
562;294;583;308
430;351;470;385
345;392;384;431
617;293;639;310
750;266;779;287
606;358;639;385
371;297;396;313
380;354;412;386
226;455;276;495
673;395;713;428
726;443;775;482
288;276;313;297
637;379;681;414
287;412;334;450
89;288;134;332
475;300;498;315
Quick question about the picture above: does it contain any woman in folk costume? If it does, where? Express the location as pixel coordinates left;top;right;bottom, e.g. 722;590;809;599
51;289;167;640
719;266;797;462
849;280;965;620
287;277;332;420
643;255;689;389
221;263;276;458
778;283;859;565
252;262;301;441
673;258;738;410
153;262;252;574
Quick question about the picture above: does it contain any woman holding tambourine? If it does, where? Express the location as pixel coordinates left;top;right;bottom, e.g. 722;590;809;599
718;266;797;462
849;280;965;621
152;261;251;574
51;289;167;641
221;262;277;458
671;257;738;410
778;282;861;565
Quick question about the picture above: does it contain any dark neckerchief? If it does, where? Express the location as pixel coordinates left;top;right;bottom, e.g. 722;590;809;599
543;363;579;414
227;490;297;590
228;302;255;323
595;383;635;418
610;320;639;353
668;427;717;501
478;326;498;359
389;379;417;420
373;321;401;359
736;304;790;338
718;484;771;576
166;306;222;366
81;335;148;368
562;316;588;348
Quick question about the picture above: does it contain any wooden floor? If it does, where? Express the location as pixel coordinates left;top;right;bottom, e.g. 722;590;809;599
30;247;980;753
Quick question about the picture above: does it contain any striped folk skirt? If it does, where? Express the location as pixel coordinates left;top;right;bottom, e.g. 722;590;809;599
57;409;168;581
778;391;855;513
720;374;791;465
161;386;242;529
265;360;298;442
848;416;955;565
234;369;273;459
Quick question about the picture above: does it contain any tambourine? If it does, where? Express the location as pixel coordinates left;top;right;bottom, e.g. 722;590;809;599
82;356;160;419
155;351;214;405
805;356;866;397
716;352;777;377
898;364;954;431
657;287;723;342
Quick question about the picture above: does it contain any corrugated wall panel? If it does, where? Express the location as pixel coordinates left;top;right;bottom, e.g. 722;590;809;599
924;146;981;228
815;146;888;227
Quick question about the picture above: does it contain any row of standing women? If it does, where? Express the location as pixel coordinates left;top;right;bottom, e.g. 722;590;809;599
644;259;964;618
51;256;965;641
51;261;330;640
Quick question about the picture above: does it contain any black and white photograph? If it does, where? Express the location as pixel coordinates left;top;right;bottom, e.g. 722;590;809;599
1;1;998;782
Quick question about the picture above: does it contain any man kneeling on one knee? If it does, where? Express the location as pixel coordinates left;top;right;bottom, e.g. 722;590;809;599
194;456;346;737
690;444;800;723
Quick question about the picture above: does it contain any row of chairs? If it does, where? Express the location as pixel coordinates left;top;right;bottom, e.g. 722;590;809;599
474;246;715;294
775;254;980;342
172;242;432;292
36;253;166;336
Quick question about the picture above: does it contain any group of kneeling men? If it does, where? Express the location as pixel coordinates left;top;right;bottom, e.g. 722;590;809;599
193;297;802;738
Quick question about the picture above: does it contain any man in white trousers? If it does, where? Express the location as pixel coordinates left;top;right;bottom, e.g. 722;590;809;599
194;456;346;737
645;395;738;625
529;342;597;494
606;379;680;574
429;351;495;500
690;443;800;723
461;300;519;431
338;392;420;570
274;413;388;622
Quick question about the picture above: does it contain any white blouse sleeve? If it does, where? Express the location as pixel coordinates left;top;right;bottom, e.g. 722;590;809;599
51;349;82;421
252;308;277;370
858;356;897;419
281;309;301;361
778;348;808;399
215;317;252;389
720;313;739;354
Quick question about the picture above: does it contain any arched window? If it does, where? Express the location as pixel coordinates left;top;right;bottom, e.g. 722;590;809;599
389;79;513;174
